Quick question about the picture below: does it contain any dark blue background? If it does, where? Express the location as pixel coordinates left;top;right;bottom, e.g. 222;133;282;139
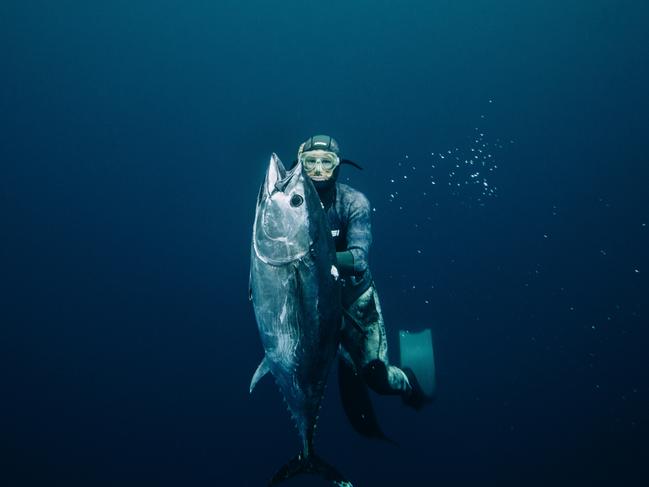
1;1;647;485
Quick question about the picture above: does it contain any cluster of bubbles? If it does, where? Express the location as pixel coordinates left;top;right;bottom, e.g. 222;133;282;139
385;100;511;207
372;100;512;304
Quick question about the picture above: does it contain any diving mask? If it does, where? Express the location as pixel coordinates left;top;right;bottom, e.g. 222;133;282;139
300;150;340;181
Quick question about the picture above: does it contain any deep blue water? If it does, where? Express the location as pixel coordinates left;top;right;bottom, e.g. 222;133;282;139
1;1;648;486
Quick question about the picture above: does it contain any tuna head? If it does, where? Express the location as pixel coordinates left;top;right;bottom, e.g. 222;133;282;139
253;153;319;266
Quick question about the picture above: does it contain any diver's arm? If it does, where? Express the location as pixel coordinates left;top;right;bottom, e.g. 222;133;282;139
344;193;372;274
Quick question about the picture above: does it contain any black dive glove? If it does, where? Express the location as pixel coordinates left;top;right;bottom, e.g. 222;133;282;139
336;251;355;274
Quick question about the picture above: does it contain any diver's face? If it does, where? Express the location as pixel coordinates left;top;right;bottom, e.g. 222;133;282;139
300;150;340;181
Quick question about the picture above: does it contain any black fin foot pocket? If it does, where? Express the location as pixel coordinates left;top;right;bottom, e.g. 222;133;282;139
269;453;353;486
402;367;433;411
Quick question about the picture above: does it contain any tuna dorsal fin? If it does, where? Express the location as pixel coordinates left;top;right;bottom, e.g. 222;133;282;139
249;357;270;394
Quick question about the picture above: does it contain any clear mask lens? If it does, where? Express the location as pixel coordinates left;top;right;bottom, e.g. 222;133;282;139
301;153;339;171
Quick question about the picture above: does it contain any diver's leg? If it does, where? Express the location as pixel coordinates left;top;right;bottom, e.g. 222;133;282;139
340;284;412;396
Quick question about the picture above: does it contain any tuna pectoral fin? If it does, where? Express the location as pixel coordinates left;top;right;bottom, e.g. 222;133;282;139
337;356;396;444
269;453;353;486
249;357;270;393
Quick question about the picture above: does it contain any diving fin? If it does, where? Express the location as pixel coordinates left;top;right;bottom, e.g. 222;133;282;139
337;356;396;444
249;357;270;393
399;328;436;399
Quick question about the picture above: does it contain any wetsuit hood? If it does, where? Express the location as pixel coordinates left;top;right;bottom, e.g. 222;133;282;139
296;134;363;192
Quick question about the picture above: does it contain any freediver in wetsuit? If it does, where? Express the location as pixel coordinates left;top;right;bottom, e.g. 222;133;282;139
296;134;429;411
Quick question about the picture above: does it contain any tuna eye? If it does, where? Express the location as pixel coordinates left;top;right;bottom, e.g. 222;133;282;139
290;194;304;207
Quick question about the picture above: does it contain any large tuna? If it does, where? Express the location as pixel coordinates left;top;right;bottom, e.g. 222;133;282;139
249;153;352;486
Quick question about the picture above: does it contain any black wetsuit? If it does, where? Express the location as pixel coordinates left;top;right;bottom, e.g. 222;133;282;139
317;182;373;307
317;182;411;397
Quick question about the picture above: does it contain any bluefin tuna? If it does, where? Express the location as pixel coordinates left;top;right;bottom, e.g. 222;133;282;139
249;153;352;486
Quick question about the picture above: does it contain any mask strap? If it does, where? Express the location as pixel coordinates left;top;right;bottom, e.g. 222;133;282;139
340;159;363;170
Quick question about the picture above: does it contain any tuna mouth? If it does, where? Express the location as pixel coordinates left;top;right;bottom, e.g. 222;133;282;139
266;153;301;194
276;163;301;192
266;153;287;195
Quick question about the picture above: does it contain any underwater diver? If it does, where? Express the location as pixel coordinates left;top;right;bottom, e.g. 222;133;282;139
295;134;430;412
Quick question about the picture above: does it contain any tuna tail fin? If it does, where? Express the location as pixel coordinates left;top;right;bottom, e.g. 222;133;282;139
269;453;353;486
249;357;270;393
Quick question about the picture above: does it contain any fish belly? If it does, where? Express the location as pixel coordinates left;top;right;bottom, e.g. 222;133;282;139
251;254;340;439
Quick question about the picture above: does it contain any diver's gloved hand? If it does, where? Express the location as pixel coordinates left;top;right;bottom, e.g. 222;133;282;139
336;250;354;274
402;367;433;411
336;251;356;274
